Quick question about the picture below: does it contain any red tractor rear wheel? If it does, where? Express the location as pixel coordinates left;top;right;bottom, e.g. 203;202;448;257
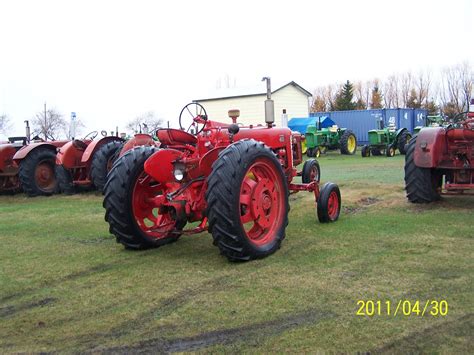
19;148;58;196
206;139;289;261
91;140;124;192
404;136;442;203
103;146;186;249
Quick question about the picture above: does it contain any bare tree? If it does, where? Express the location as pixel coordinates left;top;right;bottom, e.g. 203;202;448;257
32;107;66;141
126;111;164;135
414;69;432;107
353;81;368;109
440;62;473;117
310;86;328;112
400;72;414;107
369;79;383;109
383;74;400;108
0;114;11;134
63;118;86;139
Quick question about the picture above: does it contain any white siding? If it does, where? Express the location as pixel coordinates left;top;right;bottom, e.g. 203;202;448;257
195;84;310;127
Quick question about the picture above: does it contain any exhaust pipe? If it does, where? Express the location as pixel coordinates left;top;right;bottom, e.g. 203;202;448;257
24;120;30;143
262;77;274;128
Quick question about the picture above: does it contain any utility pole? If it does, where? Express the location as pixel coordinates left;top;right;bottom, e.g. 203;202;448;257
44;102;47;141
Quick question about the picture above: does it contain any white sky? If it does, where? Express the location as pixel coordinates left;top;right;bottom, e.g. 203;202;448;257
0;0;473;139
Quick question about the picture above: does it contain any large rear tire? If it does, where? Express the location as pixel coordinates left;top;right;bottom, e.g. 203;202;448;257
339;130;357;155
404;137;441;203
103;146;186;250
206;139;289;261
19;148;58;197
91;141;124;192
56;165;76;195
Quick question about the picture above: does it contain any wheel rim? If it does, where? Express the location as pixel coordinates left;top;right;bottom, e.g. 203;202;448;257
390;148;395;156
316;149;321;158
35;160;55;192
239;158;285;247
347;135;356;153
132;172;176;239
310;165;319;182
327;191;339;220
301;140;307;154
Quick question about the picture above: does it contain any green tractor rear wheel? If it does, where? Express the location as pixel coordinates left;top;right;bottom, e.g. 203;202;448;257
398;131;412;155
340;130;357;155
386;144;396;157
361;145;370;157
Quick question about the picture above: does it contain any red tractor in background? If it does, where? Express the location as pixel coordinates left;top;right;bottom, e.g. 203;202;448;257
405;93;474;202
0;122;68;196
55;131;124;194
103;78;341;262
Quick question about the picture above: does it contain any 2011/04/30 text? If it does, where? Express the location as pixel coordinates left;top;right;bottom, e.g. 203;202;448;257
356;300;448;317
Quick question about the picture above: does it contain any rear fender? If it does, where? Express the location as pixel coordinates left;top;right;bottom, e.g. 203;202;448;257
13;142;65;161
56;141;86;168
144;149;184;183
80;136;124;164
413;128;446;168
395;128;407;143
119;134;157;157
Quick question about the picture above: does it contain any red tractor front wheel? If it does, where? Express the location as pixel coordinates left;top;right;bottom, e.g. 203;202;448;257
206;139;289;261
103;146;186;249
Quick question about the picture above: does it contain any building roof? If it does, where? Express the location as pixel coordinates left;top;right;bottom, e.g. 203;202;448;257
193;81;312;102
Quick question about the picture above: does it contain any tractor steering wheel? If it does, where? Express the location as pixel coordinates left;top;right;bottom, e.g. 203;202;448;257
83;131;98;140
179;103;208;135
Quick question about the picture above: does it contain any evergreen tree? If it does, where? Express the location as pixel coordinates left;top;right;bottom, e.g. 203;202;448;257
370;86;383;109
424;100;439;116
334;80;356;111
407;88;422;109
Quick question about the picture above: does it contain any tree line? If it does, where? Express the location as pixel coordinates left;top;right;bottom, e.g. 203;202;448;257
0;108;163;141
310;62;473;118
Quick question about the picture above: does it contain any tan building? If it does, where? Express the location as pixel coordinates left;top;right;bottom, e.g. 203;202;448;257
193;81;312;127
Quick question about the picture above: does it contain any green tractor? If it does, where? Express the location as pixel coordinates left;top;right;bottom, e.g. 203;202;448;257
305;120;357;157
361;119;411;158
413;115;446;134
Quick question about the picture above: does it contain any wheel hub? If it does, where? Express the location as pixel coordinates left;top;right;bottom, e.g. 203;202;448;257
249;178;274;229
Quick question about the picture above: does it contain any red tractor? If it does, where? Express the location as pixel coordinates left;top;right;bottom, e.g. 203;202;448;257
103;79;342;261
0;122;68;196
405;95;474;202
55;131;124;193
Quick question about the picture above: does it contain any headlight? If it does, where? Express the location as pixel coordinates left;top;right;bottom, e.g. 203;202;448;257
173;163;185;181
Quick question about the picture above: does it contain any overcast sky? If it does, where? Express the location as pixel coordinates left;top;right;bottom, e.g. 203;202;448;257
0;0;473;139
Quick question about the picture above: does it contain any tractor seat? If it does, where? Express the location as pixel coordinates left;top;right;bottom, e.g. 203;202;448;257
328;125;338;133
157;128;197;146
72;139;88;150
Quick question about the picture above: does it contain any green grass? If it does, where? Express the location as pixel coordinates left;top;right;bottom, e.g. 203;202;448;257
0;152;473;353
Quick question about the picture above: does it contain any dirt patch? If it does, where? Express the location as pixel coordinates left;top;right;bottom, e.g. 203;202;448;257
94;309;335;354
0;263;115;303
0;297;57;318
358;197;380;206
371;313;474;353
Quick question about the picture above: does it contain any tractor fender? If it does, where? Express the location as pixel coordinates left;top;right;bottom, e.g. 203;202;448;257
13;141;67;162
413;127;446;168
119;134;157;157
0;144;17;171
80;136;124;164
394;128;408;143
144;148;184;184
56;141;88;168
199;147;226;176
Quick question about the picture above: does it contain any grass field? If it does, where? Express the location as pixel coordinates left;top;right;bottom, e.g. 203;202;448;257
0;153;473;353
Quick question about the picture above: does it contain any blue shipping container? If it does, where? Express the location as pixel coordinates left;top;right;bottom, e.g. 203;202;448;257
309;108;427;144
